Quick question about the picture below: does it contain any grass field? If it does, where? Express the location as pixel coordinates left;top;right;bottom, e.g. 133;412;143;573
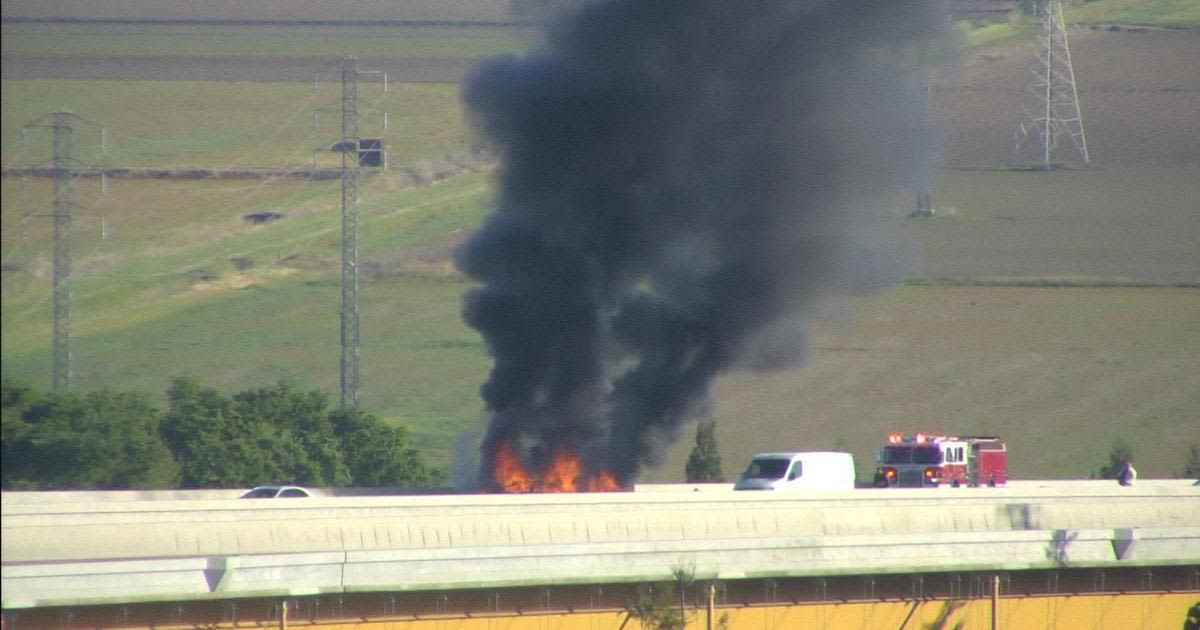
0;80;475;169
956;0;1200;46
2;1;1198;482
671;285;1200;483
1;24;534;61
1065;0;1200;26
1;169;495;465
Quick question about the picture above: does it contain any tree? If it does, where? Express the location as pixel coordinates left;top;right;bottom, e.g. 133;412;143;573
162;377;250;488
627;565;720;630
1183;445;1200;480
232;382;350;486
162;377;441;489
1;379;178;489
331;407;443;487
629;582;687;630
1095;438;1134;480
1184;602;1200;630
1;379;40;488
685;419;725;483
162;378;348;487
3;377;443;490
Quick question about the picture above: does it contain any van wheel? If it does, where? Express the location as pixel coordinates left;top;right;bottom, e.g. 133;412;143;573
951;480;960;488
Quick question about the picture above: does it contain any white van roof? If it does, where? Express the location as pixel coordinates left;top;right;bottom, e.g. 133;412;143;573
751;451;852;459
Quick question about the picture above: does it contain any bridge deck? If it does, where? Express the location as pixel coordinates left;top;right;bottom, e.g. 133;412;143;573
2;481;1198;609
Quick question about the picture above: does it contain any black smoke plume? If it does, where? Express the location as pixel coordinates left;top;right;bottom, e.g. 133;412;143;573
458;0;951;488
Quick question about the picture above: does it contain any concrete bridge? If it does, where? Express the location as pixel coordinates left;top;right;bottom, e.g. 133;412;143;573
3;480;1198;629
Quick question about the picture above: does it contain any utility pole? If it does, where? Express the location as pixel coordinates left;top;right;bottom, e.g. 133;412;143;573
19;110;104;391
991;573;1000;630
51;112;75;391
1016;0;1089;168
314;56;385;408
340;56;361;408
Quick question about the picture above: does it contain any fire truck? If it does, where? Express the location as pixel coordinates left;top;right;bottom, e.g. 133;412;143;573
873;432;1007;488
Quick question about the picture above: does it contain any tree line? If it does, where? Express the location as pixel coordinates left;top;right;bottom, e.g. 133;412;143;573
1;377;443;490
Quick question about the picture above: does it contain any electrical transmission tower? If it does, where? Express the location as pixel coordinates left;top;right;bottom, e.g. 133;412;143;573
1015;0;1090;168
19;111;93;391
50;112;76;391
313;55;386;408
340;56;362;409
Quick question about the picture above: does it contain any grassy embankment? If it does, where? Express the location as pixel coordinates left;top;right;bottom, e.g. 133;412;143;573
3;6;1198;480
0;22;534;61
0;23;509;467
957;0;1200;47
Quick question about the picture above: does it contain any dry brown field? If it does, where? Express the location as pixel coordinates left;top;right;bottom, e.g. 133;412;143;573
679;25;1200;481
674;285;1199;483
934;26;1200;167
675;24;1198;481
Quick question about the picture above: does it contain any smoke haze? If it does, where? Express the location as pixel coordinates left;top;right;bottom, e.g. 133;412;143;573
458;0;951;487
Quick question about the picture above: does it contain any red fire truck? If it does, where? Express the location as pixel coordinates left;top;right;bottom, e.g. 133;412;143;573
873;432;1007;488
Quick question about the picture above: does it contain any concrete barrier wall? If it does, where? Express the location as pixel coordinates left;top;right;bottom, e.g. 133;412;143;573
4;484;1199;562
5;526;1198;609
4;483;1198;609
0;489;247;504
2;479;1194;505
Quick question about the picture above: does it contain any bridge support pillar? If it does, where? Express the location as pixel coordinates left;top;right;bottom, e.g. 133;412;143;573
991;573;1000;630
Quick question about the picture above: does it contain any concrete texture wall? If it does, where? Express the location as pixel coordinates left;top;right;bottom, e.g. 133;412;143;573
3;483;1197;609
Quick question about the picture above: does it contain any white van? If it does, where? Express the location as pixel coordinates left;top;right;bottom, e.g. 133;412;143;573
733;451;856;491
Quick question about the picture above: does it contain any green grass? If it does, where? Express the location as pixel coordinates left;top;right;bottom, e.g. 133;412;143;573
1;169;497;467
1;23;534;60
1;80;474;169
956;0;1200;49
3;4;1198;482
1067;0;1200;27
958;21;1026;48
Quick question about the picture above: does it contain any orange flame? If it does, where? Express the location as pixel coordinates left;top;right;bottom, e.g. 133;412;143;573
586;470;622;492
494;440;535;493
492;441;625;493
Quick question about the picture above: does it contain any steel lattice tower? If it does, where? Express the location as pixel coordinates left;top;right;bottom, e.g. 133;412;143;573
51;111;76;391
1017;0;1090;167
340;57;361;408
